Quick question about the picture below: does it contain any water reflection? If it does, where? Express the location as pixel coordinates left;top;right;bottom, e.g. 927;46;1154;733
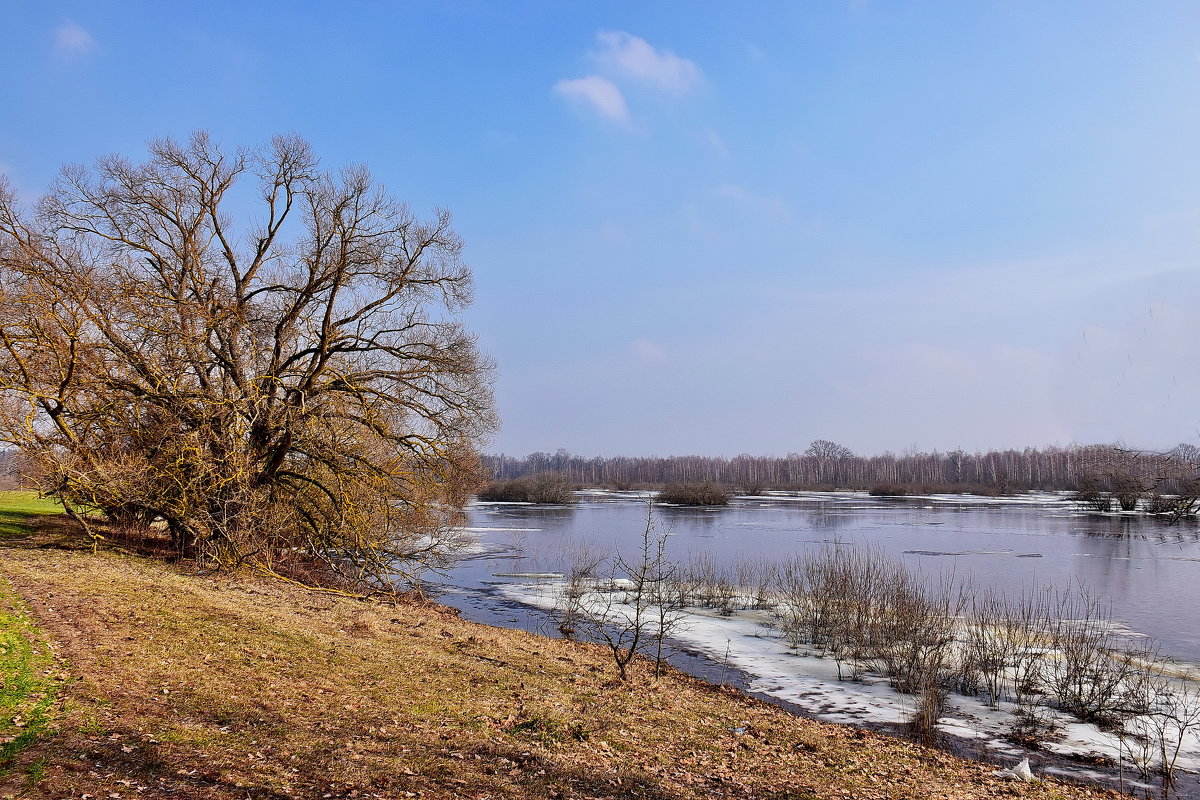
807;509;852;531
1074;513;1200;540
656;505;722;534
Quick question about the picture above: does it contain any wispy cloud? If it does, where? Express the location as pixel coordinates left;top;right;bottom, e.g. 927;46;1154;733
553;76;630;124
631;338;666;363
700;127;730;158
54;20;95;59
714;184;794;222
554;32;701;128
594;31;702;95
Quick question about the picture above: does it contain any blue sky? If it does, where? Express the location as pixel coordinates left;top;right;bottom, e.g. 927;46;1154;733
5;2;1200;457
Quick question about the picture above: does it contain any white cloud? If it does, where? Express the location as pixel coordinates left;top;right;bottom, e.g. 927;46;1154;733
54;20;95;59
594;31;701;94
553;76;631;123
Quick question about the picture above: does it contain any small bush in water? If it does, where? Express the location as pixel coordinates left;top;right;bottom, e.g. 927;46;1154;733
477;473;576;504
656;483;732;506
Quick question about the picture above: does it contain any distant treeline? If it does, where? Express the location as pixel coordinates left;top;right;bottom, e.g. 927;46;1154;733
483;443;1200;494
0;449;19;490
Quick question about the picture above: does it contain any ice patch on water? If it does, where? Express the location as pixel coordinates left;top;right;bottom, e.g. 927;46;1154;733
456;527;544;532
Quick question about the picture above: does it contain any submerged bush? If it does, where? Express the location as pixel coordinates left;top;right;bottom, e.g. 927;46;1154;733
869;483;909;497
1146;493;1178;515
656;483;732;506
476;472;576;504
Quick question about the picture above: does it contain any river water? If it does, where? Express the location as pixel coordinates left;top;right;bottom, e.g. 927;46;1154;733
435;489;1200;663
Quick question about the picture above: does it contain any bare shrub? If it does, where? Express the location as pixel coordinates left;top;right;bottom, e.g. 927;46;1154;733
556;541;606;638
682;552;738;614
1149;677;1200;790
909;661;951;743
680;553;716;608
963;589;1048;707
1174;477;1200;517
1042;585;1148;724
1110;473;1146;512
476;480;527;502
648;562;688;678
1072;472;1111;512
735;557;778;610
773;555;813;648
656;483;732;506
872;572;967;696
794;547;895;681
1113;659;1200;792
478;473;576;504
573;504;683;681
799;548;867;679
1117;665;1168;783
1145;493;1175;514
1008;592;1052;711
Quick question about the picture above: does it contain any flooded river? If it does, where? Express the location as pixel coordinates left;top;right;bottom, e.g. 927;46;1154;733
437;489;1200;662
429;490;1200;794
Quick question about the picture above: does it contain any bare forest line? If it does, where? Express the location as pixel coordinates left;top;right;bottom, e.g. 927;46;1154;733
484;442;1200;498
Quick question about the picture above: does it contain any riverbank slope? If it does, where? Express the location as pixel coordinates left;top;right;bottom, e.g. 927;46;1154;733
0;502;1119;799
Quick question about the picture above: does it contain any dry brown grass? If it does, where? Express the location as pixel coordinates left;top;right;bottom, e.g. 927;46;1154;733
0;527;1124;800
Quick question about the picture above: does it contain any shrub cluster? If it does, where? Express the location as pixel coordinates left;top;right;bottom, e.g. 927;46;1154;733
1070;470;1200;514
559;544;1200;785
655;483;732;506
868;483;909;497
476;472;576;504
675;550;1166;728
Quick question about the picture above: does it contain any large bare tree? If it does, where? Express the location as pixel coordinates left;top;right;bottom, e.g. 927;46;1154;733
0;133;495;587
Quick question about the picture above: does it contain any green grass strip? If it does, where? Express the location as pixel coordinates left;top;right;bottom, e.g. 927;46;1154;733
0;577;60;777
0;491;63;538
0;492;65;778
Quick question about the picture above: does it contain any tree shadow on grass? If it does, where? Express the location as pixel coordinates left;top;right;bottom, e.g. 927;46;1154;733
0;515;93;554
0;513;194;566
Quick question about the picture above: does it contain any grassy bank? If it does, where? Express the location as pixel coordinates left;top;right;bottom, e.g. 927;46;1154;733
0;493;1119;799
0;492;67;790
0;576;62;788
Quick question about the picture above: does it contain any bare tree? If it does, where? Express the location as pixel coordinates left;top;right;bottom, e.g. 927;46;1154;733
0;133;495;587
804;439;855;460
578;503;682;681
